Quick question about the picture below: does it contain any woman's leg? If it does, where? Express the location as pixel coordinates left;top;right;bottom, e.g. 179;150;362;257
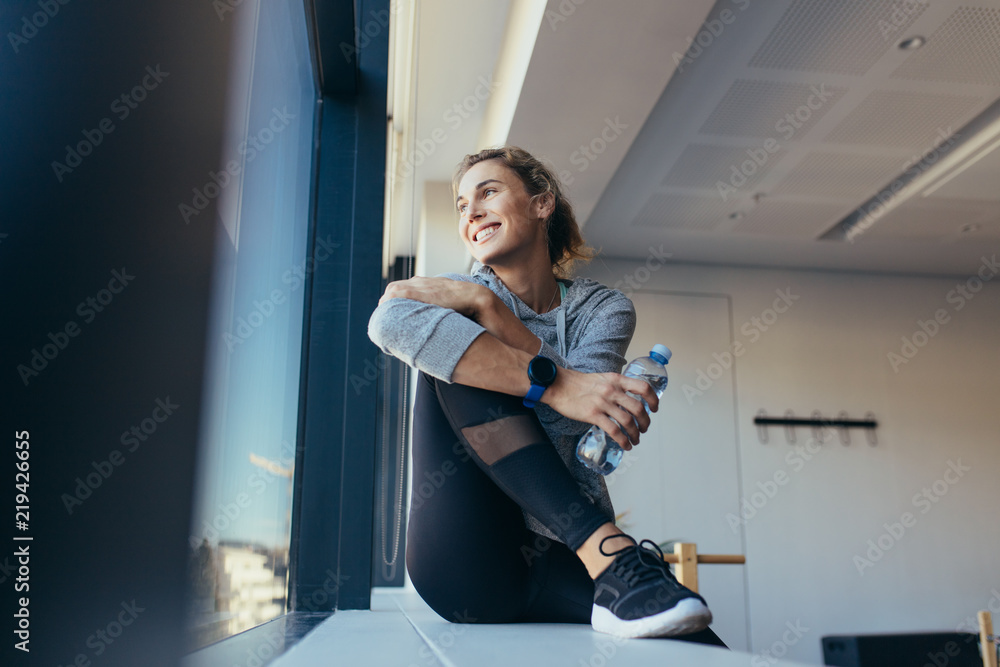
407;372;714;639
405;371;611;623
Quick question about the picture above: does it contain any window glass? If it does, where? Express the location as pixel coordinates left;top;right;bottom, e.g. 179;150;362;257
186;0;316;649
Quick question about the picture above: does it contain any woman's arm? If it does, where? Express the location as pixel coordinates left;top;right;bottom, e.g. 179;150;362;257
371;276;656;448
379;275;540;355
449;330;655;450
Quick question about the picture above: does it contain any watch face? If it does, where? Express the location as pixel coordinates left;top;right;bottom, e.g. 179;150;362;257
529;356;557;386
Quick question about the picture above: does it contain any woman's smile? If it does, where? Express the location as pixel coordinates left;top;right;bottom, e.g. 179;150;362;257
473;222;501;244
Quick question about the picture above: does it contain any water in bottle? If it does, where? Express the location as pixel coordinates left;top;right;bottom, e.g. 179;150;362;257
576;344;671;475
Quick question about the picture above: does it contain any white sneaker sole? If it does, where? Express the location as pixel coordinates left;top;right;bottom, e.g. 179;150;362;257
591;598;713;639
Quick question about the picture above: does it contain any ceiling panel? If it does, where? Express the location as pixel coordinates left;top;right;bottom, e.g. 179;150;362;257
730;200;849;237
633;192;737;232
699;79;848;138
772;151;904;199
892;6;1000;85
823;91;982;147
661;143;789;191
747;0;928;75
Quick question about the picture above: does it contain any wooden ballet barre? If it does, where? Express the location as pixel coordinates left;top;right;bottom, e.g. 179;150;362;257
660;542;746;593
981;610;997;667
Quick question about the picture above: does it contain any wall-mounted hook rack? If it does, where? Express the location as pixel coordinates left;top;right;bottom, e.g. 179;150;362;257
753;410;878;446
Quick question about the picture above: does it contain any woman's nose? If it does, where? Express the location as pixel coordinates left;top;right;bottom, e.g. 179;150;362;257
465;202;485;221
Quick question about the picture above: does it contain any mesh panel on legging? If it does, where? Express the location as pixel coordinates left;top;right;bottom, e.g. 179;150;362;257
431;374;612;551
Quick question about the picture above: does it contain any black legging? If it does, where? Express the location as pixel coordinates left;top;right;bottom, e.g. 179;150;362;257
405;372;728;647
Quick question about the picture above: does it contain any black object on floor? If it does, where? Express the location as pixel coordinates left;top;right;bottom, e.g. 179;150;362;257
822;631;981;666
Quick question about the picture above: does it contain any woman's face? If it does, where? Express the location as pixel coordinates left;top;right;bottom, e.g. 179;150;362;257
455;159;550;269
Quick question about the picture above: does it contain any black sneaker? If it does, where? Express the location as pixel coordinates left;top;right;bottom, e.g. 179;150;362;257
591;535;712;638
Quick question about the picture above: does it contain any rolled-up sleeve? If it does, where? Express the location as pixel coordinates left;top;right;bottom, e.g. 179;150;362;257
367;297;486;383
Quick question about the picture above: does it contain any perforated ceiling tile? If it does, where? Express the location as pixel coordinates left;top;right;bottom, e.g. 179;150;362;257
732;200;850;237
824;90;982;147
661;143;787;193
860;200;1000;239
893;6;1000;85
748;0;928;76
773;151;905;198
632;192;737;231
699;80;847;138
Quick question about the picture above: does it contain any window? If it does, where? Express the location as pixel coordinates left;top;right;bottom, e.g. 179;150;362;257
185;0;317;649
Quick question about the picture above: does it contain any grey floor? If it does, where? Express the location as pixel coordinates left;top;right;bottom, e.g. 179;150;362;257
268;588;815;666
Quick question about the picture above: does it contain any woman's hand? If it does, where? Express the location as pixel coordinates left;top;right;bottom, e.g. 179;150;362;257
379;277;494;320
541;367;659;450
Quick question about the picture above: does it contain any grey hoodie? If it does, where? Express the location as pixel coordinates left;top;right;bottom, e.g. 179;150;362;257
367;263;636;542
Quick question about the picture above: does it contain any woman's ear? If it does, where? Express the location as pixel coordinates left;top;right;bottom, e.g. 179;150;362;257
533;192;556;221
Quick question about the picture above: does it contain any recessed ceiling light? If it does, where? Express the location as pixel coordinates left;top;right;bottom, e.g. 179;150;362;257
960;223;980;233
729;211;743;220
898;36;926;50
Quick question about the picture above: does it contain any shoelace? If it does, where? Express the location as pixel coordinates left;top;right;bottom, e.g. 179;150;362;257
600;536;680;589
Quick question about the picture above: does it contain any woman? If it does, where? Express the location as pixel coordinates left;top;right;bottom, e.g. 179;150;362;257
368;146;720;642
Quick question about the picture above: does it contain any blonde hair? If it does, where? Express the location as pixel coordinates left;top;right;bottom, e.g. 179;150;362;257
453;146;594;277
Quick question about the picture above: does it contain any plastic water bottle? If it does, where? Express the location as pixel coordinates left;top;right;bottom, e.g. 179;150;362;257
576;345;672;475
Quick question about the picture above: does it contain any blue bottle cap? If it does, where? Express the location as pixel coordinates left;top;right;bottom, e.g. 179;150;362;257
650;344;671;365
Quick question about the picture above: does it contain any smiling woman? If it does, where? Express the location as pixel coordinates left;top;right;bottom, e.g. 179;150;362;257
368;146;723;643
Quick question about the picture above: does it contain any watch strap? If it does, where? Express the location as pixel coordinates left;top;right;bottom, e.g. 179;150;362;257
523;383;546;408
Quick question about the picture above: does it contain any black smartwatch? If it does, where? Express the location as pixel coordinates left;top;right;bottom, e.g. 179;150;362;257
523;355;558;408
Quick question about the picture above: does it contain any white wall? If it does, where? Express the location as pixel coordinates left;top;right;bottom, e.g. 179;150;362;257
416;180;472;278
584;256;1000;664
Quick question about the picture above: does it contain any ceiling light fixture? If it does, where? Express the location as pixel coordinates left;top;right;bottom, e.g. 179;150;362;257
819;96;1000;242
897;36;925;50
